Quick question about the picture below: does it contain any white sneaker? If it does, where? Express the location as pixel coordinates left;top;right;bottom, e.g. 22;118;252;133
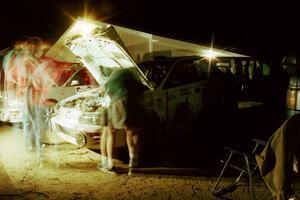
100;166;117;175
97;158;108;169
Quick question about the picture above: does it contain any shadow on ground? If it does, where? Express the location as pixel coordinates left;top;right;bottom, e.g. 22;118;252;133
131;103;286;176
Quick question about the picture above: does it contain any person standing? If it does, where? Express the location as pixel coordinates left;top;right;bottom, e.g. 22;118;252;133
99;68;147;174
10;37;50;165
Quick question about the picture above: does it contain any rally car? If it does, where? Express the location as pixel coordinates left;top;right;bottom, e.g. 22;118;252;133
49;19;247;150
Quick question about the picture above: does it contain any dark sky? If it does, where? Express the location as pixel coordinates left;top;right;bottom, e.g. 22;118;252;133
1;0;299;57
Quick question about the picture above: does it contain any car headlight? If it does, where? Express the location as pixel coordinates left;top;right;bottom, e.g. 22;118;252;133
79;113;101;125
75;132;86;147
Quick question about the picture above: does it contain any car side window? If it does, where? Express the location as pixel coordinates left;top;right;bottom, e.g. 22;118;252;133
164;60;202;89
151;64;167;87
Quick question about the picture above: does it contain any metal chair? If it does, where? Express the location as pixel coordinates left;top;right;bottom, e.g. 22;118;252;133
212;138;267;200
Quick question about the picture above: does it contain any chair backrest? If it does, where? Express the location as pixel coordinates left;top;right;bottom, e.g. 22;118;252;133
212;138;268;200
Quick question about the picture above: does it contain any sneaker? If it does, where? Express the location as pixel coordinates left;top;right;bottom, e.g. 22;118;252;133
100;166;117;175
97;159;108;169
97;163;103;170
129;158;139;168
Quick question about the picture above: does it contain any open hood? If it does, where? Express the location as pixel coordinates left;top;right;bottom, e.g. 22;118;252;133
47;19;151;88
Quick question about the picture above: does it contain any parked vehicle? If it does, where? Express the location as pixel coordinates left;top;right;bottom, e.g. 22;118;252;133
48;19;249;150
0;55;98;123
50;21;151;150
52;56;244;149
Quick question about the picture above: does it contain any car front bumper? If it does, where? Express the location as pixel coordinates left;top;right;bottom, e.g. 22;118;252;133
51;115;126;150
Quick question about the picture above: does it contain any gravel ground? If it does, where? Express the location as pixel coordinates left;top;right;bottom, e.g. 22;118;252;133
0;124;296;200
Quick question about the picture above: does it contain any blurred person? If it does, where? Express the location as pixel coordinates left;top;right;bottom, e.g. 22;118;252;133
99;68;148;174
7;37;51;164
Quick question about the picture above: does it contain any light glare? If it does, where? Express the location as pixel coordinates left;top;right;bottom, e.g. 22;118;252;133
203;50;217;58
76;20;96;36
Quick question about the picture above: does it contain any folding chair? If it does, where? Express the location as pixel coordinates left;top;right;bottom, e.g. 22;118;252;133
212;138;267;200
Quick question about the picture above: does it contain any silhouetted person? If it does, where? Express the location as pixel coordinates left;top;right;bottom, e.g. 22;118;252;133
99;68;148;174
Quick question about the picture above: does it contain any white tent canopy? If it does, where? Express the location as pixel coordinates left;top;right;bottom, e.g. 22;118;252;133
47;17;248;63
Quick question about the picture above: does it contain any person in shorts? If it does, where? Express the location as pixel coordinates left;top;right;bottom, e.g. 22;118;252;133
99;68;147;173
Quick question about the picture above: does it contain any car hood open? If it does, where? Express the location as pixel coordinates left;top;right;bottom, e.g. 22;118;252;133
46;18;151;89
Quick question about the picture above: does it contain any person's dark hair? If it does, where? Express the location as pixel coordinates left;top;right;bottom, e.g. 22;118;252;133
106;68;145;98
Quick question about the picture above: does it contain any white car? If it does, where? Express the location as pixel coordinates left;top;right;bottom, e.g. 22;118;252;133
0;59;98;123
50;20;151;150
49;19;249;150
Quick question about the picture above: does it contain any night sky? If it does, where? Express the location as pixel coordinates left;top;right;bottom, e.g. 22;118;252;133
1;0;299;57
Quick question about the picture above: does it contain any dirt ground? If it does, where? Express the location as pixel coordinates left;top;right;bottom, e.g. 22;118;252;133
0;124;292;200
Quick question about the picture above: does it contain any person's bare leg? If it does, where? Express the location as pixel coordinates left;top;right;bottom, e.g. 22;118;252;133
125;127;139;167
106;127;115;168
100;127;108;168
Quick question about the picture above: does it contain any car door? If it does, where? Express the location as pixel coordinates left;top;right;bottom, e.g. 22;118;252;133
162;59;206;128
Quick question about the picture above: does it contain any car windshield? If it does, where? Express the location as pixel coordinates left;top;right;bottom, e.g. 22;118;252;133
195;58;230;78
138;60;174;88
138;57;234;88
